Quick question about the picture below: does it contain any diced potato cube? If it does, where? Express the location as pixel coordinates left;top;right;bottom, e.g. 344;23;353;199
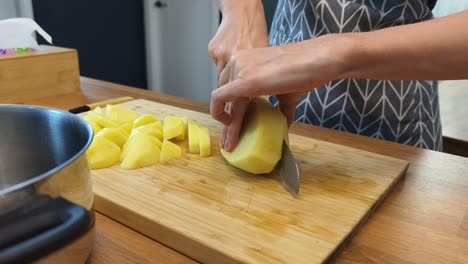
152;120;163;131
175;117;188;141
133;114;159;129
188;121;200;154
87;137;121;169
163;116;184;140
127;132;162;149
105;105;139;124
119;122;133;134
83;115;102;135
121;133;162;162
92;106;104;116
95;127;129;147
131;123;163;141
198;125;211;157
86;111;119;128
121;135;161;169
160;139;182;163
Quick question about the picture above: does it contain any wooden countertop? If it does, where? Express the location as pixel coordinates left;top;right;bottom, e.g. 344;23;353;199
25;77;468;264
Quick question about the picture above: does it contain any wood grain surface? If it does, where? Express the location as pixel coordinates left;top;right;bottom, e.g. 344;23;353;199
0;46;80;103
87;99;409;264
23;77;468;264
88;214;197;264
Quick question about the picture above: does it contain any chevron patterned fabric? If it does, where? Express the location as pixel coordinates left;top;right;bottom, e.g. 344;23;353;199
268;0;442;151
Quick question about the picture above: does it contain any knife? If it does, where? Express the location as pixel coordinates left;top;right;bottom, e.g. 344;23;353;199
276;139;300;196
68;96;134;114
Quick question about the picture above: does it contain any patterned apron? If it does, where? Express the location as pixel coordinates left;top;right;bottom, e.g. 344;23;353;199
268;0;442;151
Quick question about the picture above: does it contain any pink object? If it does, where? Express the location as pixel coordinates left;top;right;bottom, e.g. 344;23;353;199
0;48;38;56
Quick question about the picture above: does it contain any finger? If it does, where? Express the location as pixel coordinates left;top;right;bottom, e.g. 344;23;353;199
210;54;218;67
220;125;228;148
278;97;298;127
210;72;246;126
224;98;250;152
210;88;232;126
207;39;218;66
279;103;297;127
211;79;254;111
224;101;232;112
210;79;248;125
218;62;231;87
220;103;231;147
217;60;226;75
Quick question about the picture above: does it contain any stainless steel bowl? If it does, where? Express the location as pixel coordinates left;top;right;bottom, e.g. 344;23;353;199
0;104;95;263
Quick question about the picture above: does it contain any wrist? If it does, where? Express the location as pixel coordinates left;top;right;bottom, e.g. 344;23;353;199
219;0;263;19
318;33;366;80
333;32;386;80
278;33;362;86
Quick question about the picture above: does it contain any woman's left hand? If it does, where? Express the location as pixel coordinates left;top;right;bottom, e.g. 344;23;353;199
211;34;351;150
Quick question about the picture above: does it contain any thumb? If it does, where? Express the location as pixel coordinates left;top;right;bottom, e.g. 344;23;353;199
223;98;250;152
277;94;302;127
279;102;297;127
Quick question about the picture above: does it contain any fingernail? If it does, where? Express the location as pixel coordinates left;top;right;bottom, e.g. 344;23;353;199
224;141;230;151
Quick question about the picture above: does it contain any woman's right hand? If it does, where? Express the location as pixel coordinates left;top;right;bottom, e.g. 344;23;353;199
209;0;269;151
209;0;269;73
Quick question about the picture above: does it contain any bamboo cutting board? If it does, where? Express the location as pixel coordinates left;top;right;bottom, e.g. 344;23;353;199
89;99;409;264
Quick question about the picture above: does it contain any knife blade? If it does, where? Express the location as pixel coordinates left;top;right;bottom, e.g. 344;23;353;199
276;139;300;196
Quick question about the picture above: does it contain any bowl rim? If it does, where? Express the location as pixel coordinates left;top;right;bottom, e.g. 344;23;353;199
0;104;94;196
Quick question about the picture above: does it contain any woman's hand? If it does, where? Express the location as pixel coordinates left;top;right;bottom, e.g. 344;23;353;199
209;0;269;151
209;0;269;72
211;34;353;151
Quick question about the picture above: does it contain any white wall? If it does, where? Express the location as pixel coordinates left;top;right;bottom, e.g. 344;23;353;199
433;0;468;17
16;0;34;19
0;0;34;20
144;0;219;103
0;0;18;19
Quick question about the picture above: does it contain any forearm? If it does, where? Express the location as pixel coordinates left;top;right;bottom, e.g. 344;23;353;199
340;10;468;81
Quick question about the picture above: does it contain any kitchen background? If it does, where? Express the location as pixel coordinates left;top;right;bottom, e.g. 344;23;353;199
0;0;466;103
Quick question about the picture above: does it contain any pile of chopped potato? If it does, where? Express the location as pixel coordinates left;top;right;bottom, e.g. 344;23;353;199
82;105;211;170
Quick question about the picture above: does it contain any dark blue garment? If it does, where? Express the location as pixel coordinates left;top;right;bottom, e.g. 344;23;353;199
268;0;442;151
